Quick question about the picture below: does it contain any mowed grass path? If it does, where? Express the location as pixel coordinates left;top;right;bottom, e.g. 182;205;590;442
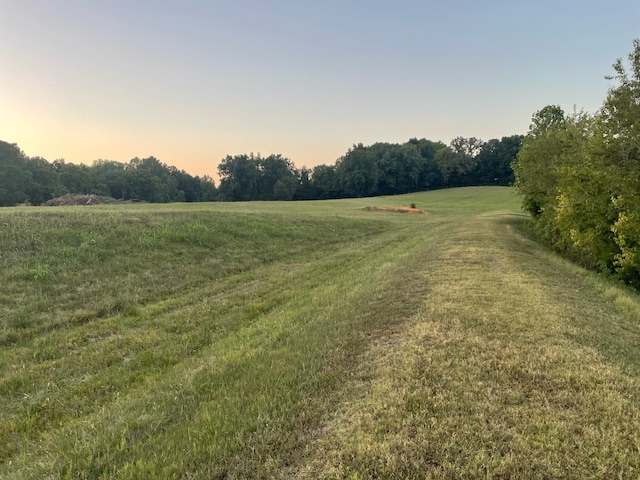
2;187;640;478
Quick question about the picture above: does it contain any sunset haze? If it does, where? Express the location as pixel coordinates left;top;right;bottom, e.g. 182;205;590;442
1;0;638;179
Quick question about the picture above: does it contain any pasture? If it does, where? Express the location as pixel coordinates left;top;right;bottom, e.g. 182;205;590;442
2;187;640;478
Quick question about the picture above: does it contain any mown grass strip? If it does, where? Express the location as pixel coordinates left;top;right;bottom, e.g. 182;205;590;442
288;214;640;479
12;187;638;478
1;196;451;478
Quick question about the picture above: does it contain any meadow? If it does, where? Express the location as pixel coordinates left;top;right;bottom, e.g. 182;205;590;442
2;187;640;479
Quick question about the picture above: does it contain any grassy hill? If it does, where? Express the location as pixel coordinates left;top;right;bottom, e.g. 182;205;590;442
2;187;640;478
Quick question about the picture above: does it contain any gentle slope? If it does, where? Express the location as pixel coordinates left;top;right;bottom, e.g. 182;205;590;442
2;187;640;478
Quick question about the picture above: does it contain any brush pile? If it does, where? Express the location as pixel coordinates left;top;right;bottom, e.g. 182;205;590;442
45;194;112;206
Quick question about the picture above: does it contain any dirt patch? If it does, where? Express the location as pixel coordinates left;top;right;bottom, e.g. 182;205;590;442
363;206;427;214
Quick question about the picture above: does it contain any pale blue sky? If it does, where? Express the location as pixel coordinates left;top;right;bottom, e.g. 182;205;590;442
1;1;638;178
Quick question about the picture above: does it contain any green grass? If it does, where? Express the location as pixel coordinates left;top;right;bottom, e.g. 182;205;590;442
2;187;640;478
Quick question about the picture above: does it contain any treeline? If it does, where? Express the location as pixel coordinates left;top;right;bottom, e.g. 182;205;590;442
0;141;217;206
217;136;523;201
0;134;523;206
513;39;640;287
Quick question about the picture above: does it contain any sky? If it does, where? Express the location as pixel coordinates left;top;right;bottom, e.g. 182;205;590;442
1;1;638;180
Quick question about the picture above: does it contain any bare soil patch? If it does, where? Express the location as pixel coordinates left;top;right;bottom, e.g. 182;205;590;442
364;206;427;214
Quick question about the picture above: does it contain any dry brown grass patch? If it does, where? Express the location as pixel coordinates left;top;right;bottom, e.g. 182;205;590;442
364;206;428;214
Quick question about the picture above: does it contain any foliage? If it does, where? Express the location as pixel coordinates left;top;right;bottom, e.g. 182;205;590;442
1;131;523;206
0;147;217;206
328;136;521;199
217;153;300;201
308;164;341;199
471;135;522;185
604;40;640;285
217;153;260;201
0;141;31;205
513;39;640;286
513;105;566;218
335;143;382;198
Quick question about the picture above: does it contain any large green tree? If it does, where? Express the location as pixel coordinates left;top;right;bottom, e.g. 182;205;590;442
407;138;446;189
335;144;381;198
257;154;299;201
24;156;65;205
603;39;640;284
217;154;260;201
123;157;180;203
91;159;127;198
375;143;423;195
513;105;567;218
217;153;298;201
0;141;31;206
53;160;93;194
471;135;523;186
309;164;340;199
435;137;485;187
199;175;218;202
514;40;640;286
552;113;618;269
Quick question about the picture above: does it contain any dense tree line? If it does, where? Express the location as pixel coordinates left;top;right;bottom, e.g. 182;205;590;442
0;142;217;206
513;40;640;287
216;135;523;201
0;133;522;206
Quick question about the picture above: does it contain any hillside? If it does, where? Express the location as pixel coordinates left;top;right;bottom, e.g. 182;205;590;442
2;187;640;478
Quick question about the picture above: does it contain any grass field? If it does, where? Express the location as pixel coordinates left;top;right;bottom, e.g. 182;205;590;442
2;186;640;479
